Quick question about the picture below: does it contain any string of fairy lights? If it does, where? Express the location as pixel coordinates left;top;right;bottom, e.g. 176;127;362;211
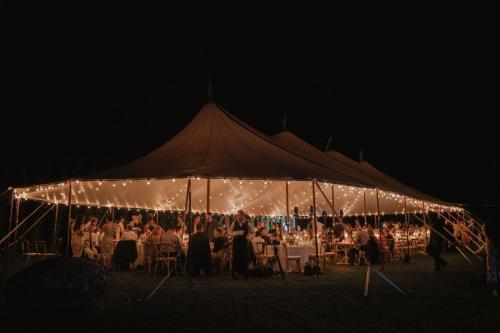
13;177;463;218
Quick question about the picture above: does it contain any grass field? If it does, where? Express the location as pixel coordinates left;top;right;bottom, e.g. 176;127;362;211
2;254;499;332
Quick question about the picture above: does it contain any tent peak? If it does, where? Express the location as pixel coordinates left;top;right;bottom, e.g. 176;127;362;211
359;148;364;162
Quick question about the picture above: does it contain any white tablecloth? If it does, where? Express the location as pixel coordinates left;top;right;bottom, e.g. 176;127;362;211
264;245;316;271
134;243;144;267
286;246;316;266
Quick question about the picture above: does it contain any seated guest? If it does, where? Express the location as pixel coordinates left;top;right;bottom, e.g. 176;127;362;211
159;224;182;256
333;219;345;241
308;218;326;238
256;220;265;231
260;227;272;245
348;226;370;265
251;229;264;255
121;225;138;241
176;213;186;235
213;228;227;253
269;222;278;237
144;226;162;258
186;223;211;276
146;226;162;244
144;217;156;232
128;215;143;234
212;228;227;273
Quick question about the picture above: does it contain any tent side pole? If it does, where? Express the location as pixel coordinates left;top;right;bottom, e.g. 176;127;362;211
404;196;410;262
15;199;20;242
52;204;59;248
363;190;368;227
206;178;211;213
188;179;192;235
18;204;56;240
66;181;73;257
0;202;46;247
375;189;381;229
331;184;335;218
312;180;319;276
8;191;14;245
314;182;339;216
184;179;190;213
285;181;290;230
376;189;384;269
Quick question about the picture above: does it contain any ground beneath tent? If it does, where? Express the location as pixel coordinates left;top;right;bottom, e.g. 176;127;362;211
2;254;499;332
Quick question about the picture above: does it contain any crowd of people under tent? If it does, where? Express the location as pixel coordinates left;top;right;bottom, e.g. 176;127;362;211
63;205;492;280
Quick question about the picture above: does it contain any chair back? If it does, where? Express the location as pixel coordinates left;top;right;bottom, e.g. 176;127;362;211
255;242;265;255
157;242;177;257
144;242;158;258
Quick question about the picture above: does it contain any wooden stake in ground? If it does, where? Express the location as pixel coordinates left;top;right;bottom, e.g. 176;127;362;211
364;265;371;296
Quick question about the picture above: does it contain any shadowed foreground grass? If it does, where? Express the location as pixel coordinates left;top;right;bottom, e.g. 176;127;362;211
3;254;500;332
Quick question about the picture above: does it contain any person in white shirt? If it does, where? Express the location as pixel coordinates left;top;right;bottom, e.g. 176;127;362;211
121;225;138;241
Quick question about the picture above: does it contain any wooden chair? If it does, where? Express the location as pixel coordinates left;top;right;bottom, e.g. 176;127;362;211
154;243;177;277
308;243;327;271
323;242;336;266
253;242;266;265
283;243;302;273
144;242;157;274
261;244;277;264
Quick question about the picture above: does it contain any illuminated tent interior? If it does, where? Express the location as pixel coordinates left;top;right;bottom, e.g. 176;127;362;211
12;103;460;218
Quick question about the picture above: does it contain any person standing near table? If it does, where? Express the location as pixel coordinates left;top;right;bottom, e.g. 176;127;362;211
230;210;252;279
204;212;217;242
100;214;115;269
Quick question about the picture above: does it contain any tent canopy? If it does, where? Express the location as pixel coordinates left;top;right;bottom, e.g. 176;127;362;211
12;104;458;216
90;103;363;185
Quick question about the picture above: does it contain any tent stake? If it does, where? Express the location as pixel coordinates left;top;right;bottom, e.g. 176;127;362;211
364;265;371;296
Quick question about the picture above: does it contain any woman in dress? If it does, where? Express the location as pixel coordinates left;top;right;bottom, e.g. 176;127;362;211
70;218;84;258
100;215;115;269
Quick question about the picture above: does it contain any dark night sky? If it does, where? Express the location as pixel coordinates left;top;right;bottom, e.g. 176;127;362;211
0;8;498;219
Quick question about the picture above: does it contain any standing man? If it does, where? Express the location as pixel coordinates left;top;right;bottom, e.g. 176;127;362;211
230;210;252;279
428;212;448;271
204;212;217;242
